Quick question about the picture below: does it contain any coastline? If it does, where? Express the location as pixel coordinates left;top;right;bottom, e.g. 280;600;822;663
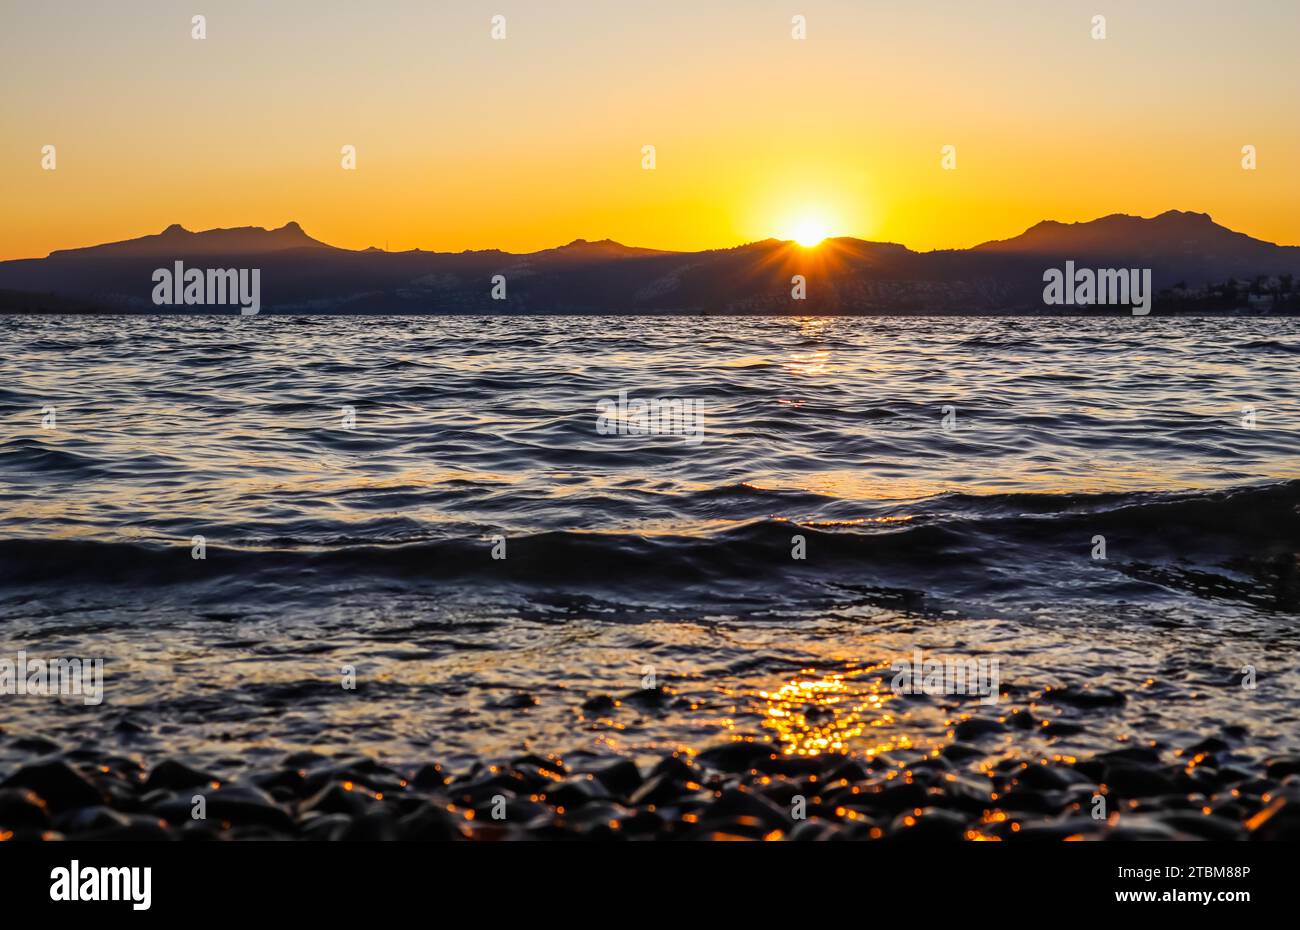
4;671;1298;841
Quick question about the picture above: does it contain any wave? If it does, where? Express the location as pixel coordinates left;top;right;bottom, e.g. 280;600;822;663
3;481;1295;613
1238;339;1300;354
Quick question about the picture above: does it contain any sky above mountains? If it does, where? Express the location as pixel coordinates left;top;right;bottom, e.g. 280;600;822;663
2;0;1298;260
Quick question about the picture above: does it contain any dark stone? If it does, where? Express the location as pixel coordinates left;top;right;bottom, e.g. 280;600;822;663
953;717;1004;740
572;820;622;841
1265;757;1300;779
507;764;555;793
1104;817;1187;841
511;753;566;777
1006;709;1037;730
1237;778;1275;797
301;783;370;818
628;773;689;808
299;812;351;841
618;808;665;837
834;820;886;841
302;763;404;795
0;828;62;841
503;797;557;827
648;754;695;781
1156;812;1247;841
912;756;953;775
787;819;836;841
225;824;292;841
448;778;517;808
54;805;130;834
79;817;176;842
544;775;611;810
703;787;789;831
1072;759;1106;782
1173;770;1217;796
189;785;295;833
940;776;994;813
589;759;641;798
997;787;1068;815
1015;764;1076;791
1098;747;1162;766
339;811;399;841
1246;791;1300;841
580;695;617;714
757;754;833;777
178;819;222;840
0;788;50;829
621;686;670;711
825;759;871;783
144;759;218;792
1011;818;1106;841
867;780;931;814
941;742;983;762
251;768;307;796
399;803;469;841
281;750;330;769
1104;763;1178;799
697;741;780;773
1212;799;1249;820
760;780;804;807
681;827;761;842
411;762;447;790
2;760;104;812
9;736;61;756
886;807;967;841
689;813;776;840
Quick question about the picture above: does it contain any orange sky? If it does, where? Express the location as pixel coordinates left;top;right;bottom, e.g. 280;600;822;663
1;0;1297;259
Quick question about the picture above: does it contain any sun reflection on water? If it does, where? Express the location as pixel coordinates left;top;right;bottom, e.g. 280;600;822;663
759;664;910;758
784;347;833;377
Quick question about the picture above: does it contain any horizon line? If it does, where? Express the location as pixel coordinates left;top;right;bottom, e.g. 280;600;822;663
8;208;1299;263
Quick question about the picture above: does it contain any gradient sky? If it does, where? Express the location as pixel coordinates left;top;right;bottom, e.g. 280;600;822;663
1;0;1297;259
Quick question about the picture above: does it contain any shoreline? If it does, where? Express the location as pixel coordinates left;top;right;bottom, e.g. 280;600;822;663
4;711;1297;841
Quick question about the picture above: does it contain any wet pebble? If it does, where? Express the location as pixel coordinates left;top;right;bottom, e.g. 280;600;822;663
144;759;218;792
953;716;1004;740
1;720;1293;842
0;787;50;829
2;759;104;812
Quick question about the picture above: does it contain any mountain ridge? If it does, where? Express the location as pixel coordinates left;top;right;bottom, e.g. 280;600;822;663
3;211;1297;315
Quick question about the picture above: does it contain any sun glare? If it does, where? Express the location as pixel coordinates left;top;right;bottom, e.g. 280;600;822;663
783;216;832;248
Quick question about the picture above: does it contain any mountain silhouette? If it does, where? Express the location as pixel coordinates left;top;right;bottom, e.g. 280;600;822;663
47;221;330;260
1;212;1296;314
972;210;1294;268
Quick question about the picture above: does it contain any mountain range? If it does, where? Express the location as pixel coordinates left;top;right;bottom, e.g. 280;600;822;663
2;211;1297;314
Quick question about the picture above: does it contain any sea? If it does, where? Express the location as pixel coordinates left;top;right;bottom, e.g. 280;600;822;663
1;314;1297;772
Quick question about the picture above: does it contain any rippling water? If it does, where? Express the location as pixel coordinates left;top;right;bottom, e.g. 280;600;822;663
1;315;1298;771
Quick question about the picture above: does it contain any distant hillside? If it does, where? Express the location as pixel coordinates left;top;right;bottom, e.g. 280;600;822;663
47;222;332;259
2;212;1297;314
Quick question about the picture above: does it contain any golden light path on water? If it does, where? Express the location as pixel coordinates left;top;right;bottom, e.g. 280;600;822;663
757;663;911;759
743;658;925;759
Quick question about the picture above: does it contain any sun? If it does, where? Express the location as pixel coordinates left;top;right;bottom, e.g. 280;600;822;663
782;215;832;248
